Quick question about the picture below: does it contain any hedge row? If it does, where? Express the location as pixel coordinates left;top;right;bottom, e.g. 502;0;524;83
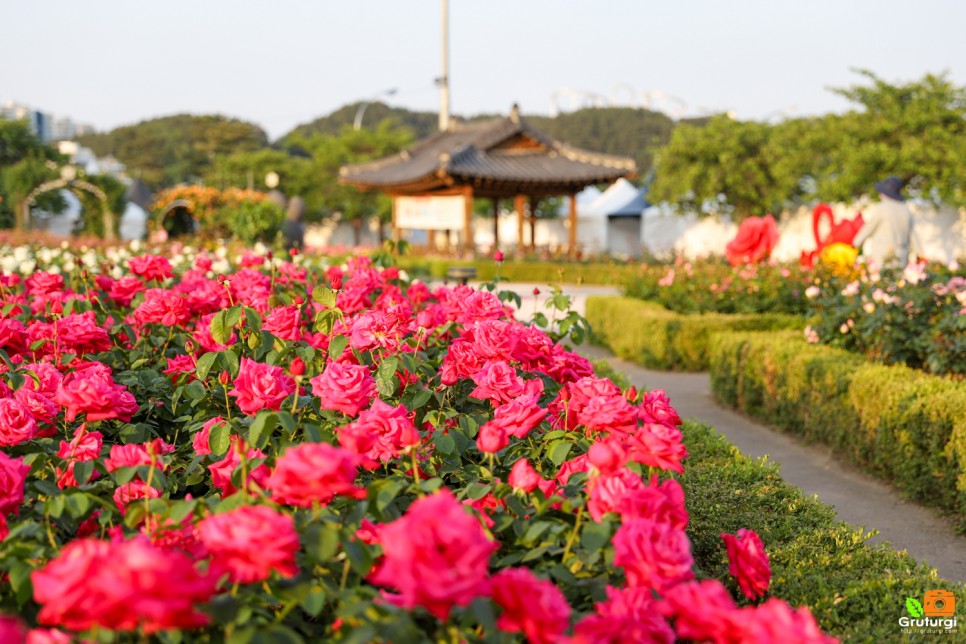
585;296;803;371
681;419;962;640
709;330;966;523
395;258;638;285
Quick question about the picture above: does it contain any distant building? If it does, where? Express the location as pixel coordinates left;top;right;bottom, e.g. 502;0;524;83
1;99;94;142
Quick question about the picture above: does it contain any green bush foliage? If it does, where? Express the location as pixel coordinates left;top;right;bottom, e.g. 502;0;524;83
586;296;802;371
682;420;963;640
396;257;639;286
709;331;966;522
214;200;285;245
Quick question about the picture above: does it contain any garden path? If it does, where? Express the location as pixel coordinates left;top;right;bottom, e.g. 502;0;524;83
492;281;966;583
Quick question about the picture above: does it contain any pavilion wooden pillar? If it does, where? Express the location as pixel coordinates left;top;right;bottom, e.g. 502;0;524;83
568;191;577;259
528;196;538;251
390;196;399;243
514;194;526;252
462;186;474;254
492;198;500;251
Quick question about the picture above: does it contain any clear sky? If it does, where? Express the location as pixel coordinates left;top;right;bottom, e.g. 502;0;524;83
2;0;964;140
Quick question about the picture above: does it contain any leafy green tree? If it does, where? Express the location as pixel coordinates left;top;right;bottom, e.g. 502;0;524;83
76;115;268;188
0;121;67;228
820;70;966;205
650;115;797;220
286;122;413;243
74;173;127;238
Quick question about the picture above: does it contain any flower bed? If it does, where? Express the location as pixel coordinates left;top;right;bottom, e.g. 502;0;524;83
804;261;966;377
0;243;836;641
623;258;812;315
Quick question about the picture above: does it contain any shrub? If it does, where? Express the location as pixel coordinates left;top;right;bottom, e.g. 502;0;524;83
586;296;802;371
682;420;964;640
709;330;966;522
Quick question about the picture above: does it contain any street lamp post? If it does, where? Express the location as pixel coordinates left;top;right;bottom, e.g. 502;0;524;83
353;88;398;131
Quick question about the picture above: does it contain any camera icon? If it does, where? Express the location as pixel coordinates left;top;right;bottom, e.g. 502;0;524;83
924;590;956;617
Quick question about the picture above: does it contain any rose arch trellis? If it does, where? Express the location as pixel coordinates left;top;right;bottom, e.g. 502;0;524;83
20;179;115;241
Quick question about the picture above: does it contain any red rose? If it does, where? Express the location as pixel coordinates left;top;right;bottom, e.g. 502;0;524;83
0;398;39;447
228;358;296;416
613;518;694;592
508;458;542;493
490;568;570;644
261;305;303;342
267;442;365;508
198;505;299;585
310;361;374;417
368;489;497;620
721;528;771;600
32;537;214;633
0;451;31;515
128;254;173;282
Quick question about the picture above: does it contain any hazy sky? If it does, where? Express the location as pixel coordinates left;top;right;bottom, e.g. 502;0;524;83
2;0;964;140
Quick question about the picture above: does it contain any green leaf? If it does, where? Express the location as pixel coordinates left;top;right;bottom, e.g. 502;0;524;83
433;431;456;456
304;521;341;563
168;499;198;523
65;492;91;519
195;352;219;381
906;597;924;618
312;285;337;309
375;356;399;397
72;461;95;486
209;423;231;456
547;439;572;466
300;588;327;617
328;334;348;360
410;387;433;410
248;411;277;449
210;310;230;346
581;519;613;551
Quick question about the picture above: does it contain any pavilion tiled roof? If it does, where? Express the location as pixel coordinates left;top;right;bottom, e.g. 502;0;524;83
339;107;637;196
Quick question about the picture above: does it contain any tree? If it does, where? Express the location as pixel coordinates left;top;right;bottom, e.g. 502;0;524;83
821;70;966;206
285;123;413;244
0;121;66;229
76;115;268;188
649;115;798;220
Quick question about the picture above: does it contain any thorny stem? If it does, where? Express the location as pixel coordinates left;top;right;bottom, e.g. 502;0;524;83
562;506;585;563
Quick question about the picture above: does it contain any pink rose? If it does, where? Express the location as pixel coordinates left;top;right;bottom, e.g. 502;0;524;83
658;580;738;643
228;358;296;416
476;420;508;453
208;439;270;496
626;422;688;473
470;361;525;405
337;400;419;464
0;615;25;642
571;586;674;644
267;442;365;508
490;568;570;644
198;505;299;585
53;365;138;423
310;361;375;417
487;387;547;439
638;389;682;427
588;437;627;474
128;254;173;282
32;537;214;633
0;398;39;446
508;458;542;493
0;318;28;355
132;288;191;328
0;451;31;515
735;598;837;642
438;340;484;386
108;275;146;307
113;480;161;516
613;518;694;592
261;305;303;341
368;489;497;620
14;388;58;425
104;441;170;473
721;528;771;600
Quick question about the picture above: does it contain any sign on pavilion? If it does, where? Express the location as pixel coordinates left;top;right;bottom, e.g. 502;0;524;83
339;105;637;258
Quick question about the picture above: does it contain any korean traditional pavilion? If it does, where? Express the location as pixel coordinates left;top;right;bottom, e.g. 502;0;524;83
339;105;637;258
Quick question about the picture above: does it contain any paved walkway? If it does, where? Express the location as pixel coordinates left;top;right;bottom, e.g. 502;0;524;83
486;280;966;583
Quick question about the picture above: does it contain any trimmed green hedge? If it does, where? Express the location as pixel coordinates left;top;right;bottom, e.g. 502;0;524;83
395;258;638;285
682;420;963;640
586;296;802;371
710;331;966;523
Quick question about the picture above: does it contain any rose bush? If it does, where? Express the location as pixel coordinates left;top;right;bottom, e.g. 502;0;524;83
804;259;966;376
624;257;812;315
0;241;835;642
